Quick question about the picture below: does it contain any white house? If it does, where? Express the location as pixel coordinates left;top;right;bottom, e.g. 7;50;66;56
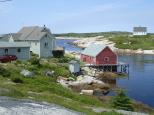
1;26;56;58
0;42;30;60
133;27;147;36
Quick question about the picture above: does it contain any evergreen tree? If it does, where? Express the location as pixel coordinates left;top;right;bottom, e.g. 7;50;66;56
112;90;134;111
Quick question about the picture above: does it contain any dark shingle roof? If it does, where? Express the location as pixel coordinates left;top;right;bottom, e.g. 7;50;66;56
16;26;51;41
133;27;147;32
0;26;54;41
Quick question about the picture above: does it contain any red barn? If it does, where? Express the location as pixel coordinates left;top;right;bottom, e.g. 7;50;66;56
81;44;117;65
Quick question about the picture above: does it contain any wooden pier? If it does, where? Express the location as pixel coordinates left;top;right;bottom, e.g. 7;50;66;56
82;62;129;74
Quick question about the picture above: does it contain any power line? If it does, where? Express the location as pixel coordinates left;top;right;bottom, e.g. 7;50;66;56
0;0;12;2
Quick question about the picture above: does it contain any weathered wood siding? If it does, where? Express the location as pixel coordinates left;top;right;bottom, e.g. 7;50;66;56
96;47;117;65
81;47;117;65
0;47;30;60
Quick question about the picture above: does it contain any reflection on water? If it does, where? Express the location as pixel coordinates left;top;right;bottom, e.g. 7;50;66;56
56;39;154;107
118;55;154;107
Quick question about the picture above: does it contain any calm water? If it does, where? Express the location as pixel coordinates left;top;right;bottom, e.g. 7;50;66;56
56;39;82;52
56;39;154;108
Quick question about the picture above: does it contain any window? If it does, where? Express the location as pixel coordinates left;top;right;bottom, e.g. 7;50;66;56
45;34;48;37
104;57;109;62
5;49;8;54
45;42;48;47
35;42;37;45
17;48;21;53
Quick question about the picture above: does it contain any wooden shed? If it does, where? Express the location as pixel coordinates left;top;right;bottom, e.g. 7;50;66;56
69;60;80;74
81;44;117;65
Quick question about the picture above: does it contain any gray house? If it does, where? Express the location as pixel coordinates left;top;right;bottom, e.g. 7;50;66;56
133;27;147;36
0;42;30;60
1;26;56;58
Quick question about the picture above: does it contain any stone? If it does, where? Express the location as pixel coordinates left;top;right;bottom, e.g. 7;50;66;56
20;69;34;77
80;90;94;95
44;70;55;77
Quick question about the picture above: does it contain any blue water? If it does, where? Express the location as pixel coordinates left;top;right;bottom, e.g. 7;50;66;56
56;39;82;52
56;39;154;108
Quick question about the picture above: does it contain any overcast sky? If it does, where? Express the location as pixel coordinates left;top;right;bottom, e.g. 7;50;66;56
0;0;154;34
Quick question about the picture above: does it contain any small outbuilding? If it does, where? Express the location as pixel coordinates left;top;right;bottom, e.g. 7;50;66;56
52;46;65;58
0;42;30;60
81;44;117;65
69;60;80;74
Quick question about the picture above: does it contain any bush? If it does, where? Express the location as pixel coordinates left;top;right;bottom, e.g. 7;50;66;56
29;57;41;67
112;90;134;111
0;66;11;77
11;77;23;83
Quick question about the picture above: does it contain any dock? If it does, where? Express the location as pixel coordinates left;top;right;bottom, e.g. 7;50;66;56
82;62;129;74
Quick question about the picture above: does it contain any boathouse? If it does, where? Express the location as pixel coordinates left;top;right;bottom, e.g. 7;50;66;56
81;44;117;65
81;44;119;72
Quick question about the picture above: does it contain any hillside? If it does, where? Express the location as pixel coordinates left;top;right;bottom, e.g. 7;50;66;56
0;55;154;114
54;31;131;38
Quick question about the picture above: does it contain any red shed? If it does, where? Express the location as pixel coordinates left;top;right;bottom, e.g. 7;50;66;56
81;44;117;65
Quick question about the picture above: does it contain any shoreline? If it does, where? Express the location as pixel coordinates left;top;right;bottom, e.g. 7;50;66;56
57;36;154;55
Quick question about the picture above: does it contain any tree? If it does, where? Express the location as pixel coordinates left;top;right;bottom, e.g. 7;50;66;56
112;90;134;111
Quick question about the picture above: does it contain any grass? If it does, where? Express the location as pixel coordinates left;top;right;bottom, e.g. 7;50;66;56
109;35;154;50
0;56;154;115
0;58;118;115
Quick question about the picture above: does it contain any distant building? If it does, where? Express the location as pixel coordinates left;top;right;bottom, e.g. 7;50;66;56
69;60;80;74
0;42;30;60
80;44;117;65
0;26;56;58
133;27;147;36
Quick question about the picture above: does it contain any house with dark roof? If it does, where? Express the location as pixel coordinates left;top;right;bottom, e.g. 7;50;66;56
80;44;117;65
133;26;147;36
1;26;56;58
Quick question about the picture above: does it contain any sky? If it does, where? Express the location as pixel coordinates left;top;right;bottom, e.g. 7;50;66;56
0;0;154;34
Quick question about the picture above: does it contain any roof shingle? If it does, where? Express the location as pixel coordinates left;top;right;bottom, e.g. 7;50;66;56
81;44;106;57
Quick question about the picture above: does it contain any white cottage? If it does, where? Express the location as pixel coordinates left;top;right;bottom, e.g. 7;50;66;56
0;42;30;60
1;26;56;58
133;27;147;36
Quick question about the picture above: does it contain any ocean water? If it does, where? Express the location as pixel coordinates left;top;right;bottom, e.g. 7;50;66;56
56;39;154;107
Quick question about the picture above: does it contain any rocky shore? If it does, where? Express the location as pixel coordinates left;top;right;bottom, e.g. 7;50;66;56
57;36;154;55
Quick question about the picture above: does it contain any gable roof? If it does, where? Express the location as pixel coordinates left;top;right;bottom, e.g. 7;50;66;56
0;33;20;42
133;27;147;32
16;26;50;41
81;44;107;57
0;26;54;41
0;42;30;48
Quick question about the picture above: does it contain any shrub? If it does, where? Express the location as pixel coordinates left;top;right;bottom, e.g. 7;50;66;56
0;66;11;77
11;77;23;83
112;90;134;111
29;57;41;67
15;60;22;65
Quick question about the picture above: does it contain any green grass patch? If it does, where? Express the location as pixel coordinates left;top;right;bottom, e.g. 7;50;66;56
109;35;154;50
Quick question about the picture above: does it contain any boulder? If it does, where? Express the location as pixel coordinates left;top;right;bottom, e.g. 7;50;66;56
44;70;55;77
80;90;94;95
57;76;69;88
20;69;34;77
